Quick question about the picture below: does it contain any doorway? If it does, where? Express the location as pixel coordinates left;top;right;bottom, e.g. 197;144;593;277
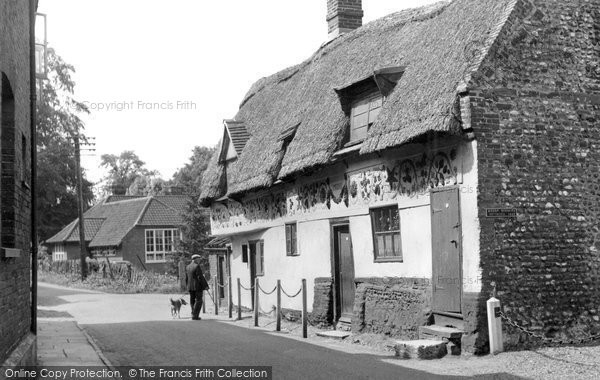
248;240;263;310
431;187;462;315
332;223;355;323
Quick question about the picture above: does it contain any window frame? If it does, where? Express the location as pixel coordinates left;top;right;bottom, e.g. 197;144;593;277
145;228;180;263
348;89;383;144
369;205;403;263
285;222;298;256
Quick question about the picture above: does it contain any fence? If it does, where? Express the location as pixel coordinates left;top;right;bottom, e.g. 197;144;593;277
487;296;600;354
205;276;309;338
39;258;176;290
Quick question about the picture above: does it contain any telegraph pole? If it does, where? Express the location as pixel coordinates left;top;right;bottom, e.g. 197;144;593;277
74;134;87;280
69;134;95;281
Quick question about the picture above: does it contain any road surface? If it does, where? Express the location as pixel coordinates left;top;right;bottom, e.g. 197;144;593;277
39;284;474;380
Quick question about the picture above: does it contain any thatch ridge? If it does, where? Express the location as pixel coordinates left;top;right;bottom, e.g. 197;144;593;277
199;0;516;204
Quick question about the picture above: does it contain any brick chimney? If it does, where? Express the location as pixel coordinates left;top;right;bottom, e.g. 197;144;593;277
327;0;364;40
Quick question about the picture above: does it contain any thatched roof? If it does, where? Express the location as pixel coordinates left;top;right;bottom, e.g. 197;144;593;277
200;0;516;204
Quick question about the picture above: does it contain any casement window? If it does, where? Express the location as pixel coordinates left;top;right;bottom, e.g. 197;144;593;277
370;206;402;262
285;223;298;256
349;91;382;143
53;244;66;262
145;228;180;263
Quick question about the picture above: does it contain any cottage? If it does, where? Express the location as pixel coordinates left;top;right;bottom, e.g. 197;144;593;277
200;0;600;353
46;195;189;272
0;0;37;369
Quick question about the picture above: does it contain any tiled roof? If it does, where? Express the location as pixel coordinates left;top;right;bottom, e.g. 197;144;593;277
64;218;105;243
45;195;192;247
137;198;185;226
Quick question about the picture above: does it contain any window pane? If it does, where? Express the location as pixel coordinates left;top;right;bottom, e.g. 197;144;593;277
351;125;368;141
376;235;385;258
353;98;370;115
292;224;297;255
393;233;402;257
156;230;164;252
368;105;381;124
384;234;393;256
146;230;154;252
353;112;369;129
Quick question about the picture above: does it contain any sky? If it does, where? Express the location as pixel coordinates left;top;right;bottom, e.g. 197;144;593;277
37;0;441;185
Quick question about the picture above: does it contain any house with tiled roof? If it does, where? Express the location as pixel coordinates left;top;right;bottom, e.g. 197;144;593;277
199;0;600;353
46;195;189;272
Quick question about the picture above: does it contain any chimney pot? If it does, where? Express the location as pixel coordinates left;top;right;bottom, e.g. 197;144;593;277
327;0;363;40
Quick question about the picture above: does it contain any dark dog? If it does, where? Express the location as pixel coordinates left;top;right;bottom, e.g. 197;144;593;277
170;297;188;318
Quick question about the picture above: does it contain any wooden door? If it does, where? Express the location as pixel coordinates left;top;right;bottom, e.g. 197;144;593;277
248;244;256;309
431;188;462;314
333;225;355;320
217;255;225;300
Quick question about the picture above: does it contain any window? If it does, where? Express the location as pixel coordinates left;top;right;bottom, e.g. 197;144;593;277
53;244;66;262
255;241;264;276
145;228;179;263
285;223;298;256
349;91;382;143
370;206;402;261
91;247;116;257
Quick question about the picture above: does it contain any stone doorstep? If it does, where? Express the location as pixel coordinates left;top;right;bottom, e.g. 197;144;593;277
418;325;464;340
315;330;351;339
394;340;448;360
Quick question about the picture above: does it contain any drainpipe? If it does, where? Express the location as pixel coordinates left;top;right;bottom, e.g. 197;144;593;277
30;0;38;334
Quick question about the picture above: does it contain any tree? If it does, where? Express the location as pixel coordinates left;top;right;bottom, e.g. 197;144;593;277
172;146;215;194
170;147;216;275
37;48;95;243
128;175;166;196
100;150;157;195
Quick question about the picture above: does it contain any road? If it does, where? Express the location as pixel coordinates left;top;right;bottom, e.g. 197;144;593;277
38;284;467;380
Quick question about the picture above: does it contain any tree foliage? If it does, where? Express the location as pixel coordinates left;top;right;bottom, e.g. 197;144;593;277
37;48;94;242
170;147;216;275
171;146;215;194
100;150;157;195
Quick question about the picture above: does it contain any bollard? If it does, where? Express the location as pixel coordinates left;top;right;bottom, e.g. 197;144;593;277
254;278;260;327
228;276;233;319
487;297;504;354
237;278;242;321
213;276;218;316
202;290;206;314
276;280;281;332
302;279;307;339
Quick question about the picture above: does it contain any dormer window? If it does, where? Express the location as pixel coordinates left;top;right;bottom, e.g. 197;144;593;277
350;90;382;143
335;66;405;149
218;120;250;163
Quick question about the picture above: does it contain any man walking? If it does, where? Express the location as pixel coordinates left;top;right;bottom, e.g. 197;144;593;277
186;254;209;320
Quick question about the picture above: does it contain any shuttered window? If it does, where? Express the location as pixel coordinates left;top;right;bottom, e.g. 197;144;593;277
350;92;382;143
370;206;402;261
285;223;298;256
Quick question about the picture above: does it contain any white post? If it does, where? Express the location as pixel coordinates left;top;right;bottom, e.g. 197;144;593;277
487;297;504;354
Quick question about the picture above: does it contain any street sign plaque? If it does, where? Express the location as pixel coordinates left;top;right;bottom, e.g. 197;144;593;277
486;208;517;218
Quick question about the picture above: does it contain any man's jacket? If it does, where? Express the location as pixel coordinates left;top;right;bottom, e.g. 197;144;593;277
186;261;209;291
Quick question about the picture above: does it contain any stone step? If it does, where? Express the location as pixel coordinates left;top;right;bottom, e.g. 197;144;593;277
419;325;464;340
316;330;351;339
394;340;448;360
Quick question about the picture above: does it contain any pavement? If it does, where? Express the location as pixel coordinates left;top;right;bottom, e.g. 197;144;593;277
37;283;114;368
